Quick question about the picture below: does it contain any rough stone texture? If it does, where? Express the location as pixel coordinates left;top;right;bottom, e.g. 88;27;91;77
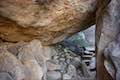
96;0;120;79
0;0;96;45
46;60;61;71
0;73;13;80
17;40;45;80
104;34;120;80
0;48;26;80
0;40;56;80
46;71;62;80
0;0;119;80
67;64;77;79
63;74;72;80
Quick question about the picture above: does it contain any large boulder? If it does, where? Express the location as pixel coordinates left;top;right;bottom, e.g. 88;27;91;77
0;48;26;80
0;40;57;80
0;0;96;45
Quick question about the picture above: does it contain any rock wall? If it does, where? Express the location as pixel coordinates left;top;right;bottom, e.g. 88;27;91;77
96;0;120;79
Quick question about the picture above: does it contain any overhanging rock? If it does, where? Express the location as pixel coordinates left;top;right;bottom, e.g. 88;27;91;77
0;0;96;45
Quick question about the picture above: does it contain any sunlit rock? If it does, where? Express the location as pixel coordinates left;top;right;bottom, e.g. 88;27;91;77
0;0;96;45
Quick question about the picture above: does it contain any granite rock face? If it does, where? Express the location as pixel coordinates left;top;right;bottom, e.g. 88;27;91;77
0;0;96;45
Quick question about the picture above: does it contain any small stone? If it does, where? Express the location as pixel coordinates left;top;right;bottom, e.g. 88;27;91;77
46;61;60;71
61;54;65;58
63;74;72;80
7;46;19;56
89;57;96;70
66;59;71;64
64;48;68;53
53;56;59;60
66;55;73;60
71;57;81;68
60;62;67;73
46;71;62;80
67;64;77;78
59;58;65;62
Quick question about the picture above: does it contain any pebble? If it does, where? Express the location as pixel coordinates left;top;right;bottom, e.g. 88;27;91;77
46;61;60;71
71;57;81;68
67;64;77;78
63;74;72;80
46;71;62;80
